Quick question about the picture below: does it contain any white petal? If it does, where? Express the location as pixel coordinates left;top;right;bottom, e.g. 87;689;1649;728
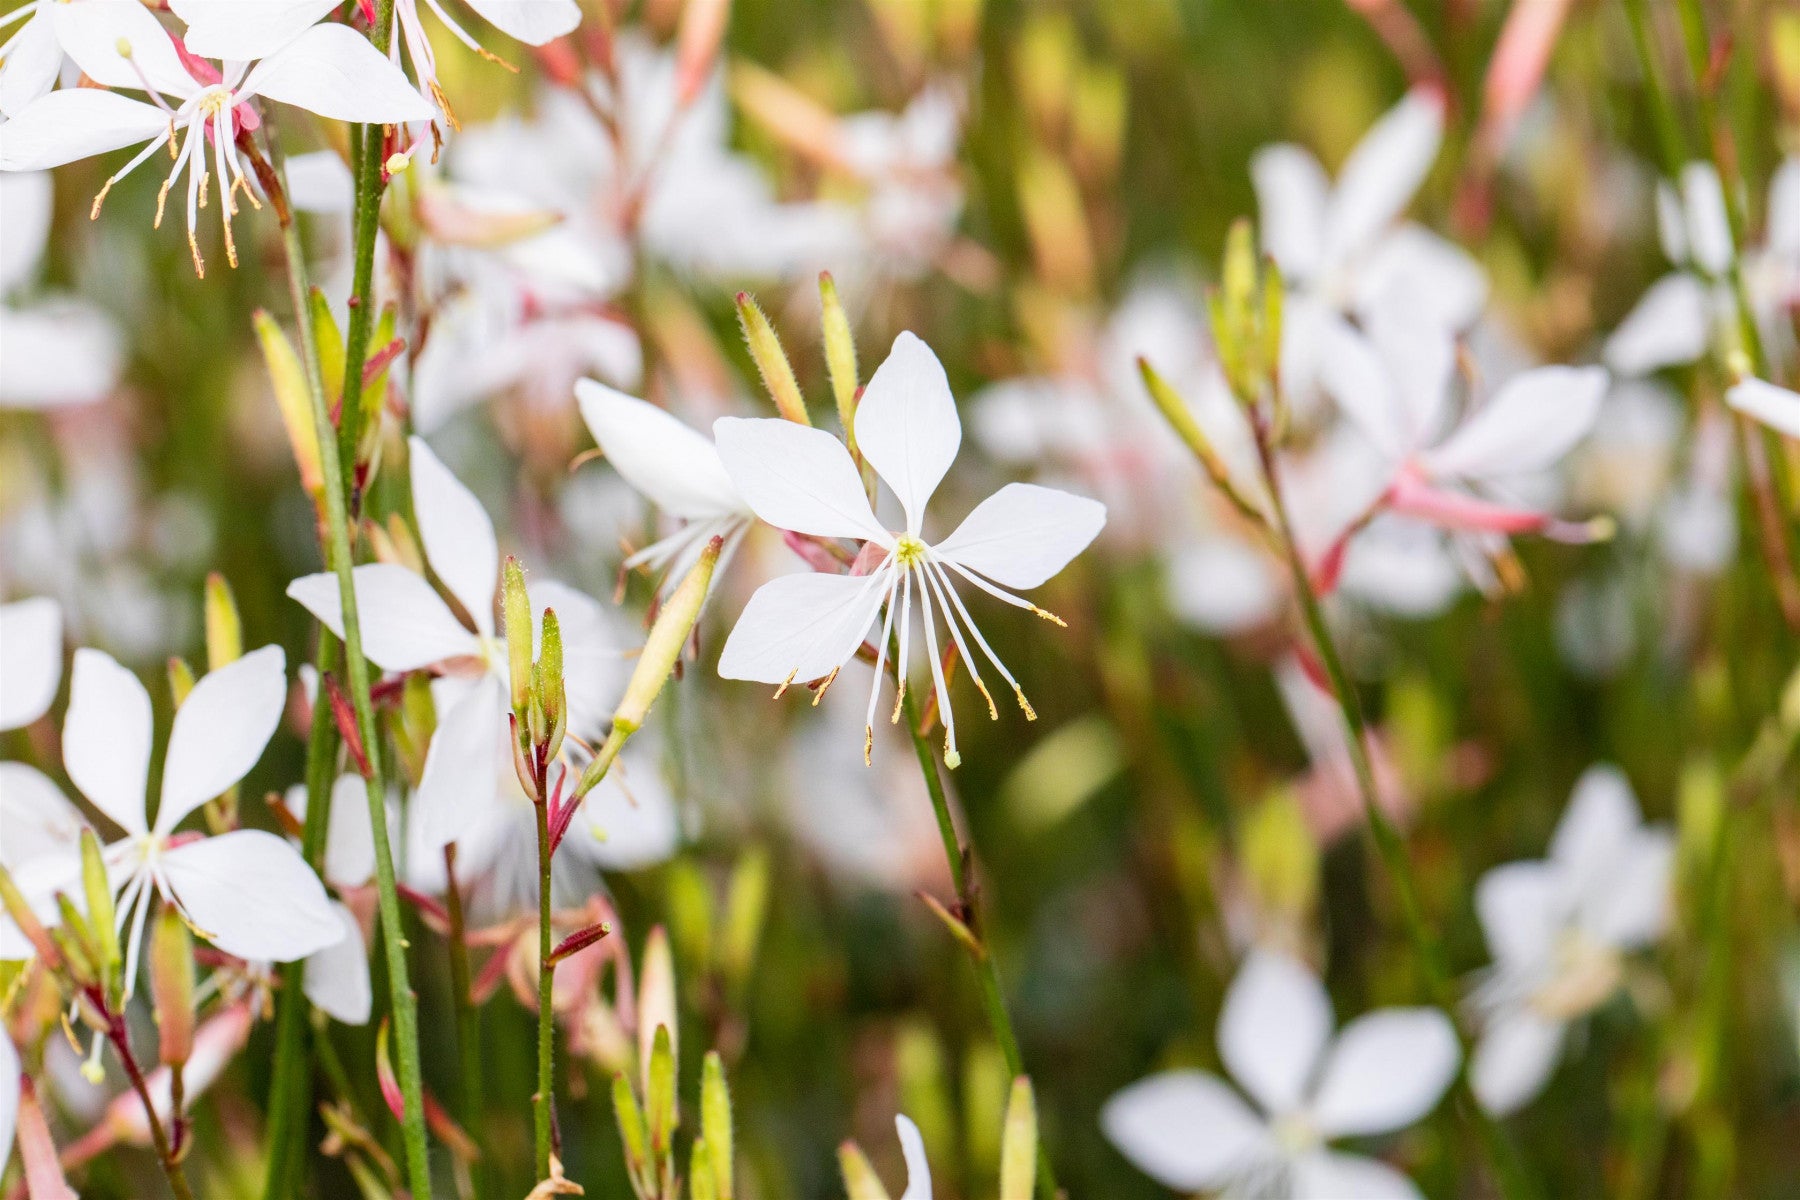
0;14;61;117
0;300;123;408
0;597;61;730
933;483;1105;590
1471;1007;1564;1116
1367;307;1456;451
0;172;52;290
0;1033;15;1158
282;149;355;214
854;332;962;531
1353;225;1489;331
1679;161;1732;276
713;417;886;542
413;674;505;852
1475;860;1563;969
896;1113;932;1200
1727;378;1800;440
409;436;498;637
287;565;480;673
1424;365;1608;480
50;0;194;96
1580;829;1673;950
1219;948;1332;1116
716;570;890;685
0;763;85;870
579;738;680;870
1768;157;1800;259
1099;1070;1271;1190
576;379;743;518
459;0;581;44
1292;1151;1425;1200
1322;88;1444;270
63;648;151;837
239;23;433;124
1318;316;1409;460
1252;144;1329;281
1309;1009;1459;1137
169;0;339;61
1165;535;1284;634
1604;274;1710;376
1548;764;1642;881
156;645;286;836
0;88;167;171
303;902;371;1024
323;773;377;889
159;829;343;962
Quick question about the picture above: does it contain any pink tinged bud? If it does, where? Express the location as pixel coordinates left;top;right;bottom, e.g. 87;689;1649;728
150;909;197;1067
675;0;733;107
548;920;612;967
17;1078;80;1200
323;673;372;778
637;926;677;1097
1480;0;1575;156
376;1016;405;1122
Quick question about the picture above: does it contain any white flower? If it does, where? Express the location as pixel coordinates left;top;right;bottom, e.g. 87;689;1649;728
0;1;431;274
1102;949;1459;1200
0;0;72;116
0;172;122;409
575;378;752;585
0;596;61;730
895;1113;932;1200
281;774;389;1025
712;332;1106;767
58;646;342;982
1727;377;1800;441
1251;87;1487;400
1470;765;1673;1116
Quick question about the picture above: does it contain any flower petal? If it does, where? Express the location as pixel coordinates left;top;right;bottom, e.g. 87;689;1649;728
896;1113;932;1200
1471;1006;1565;1116
321;773;378;889
932;483;1105;590
1219;948;1332;1116
1353;225;1489;331
1099;1070;1271;1191
159;829;343;962
63;649;152;837
1291;1151;1425;1200
49;0;193;96
239;23;433;124
287;564;481;672
576;379;743;518
0;299;123;408
854;332;962;532
0;1034;15;1171
1475;860;1563;969
577;737;681;870
1604;273;1710;376
1678;161;1732;276
0;172;53;291
1580;829;1674;950
1318;315;1409;460
1769;156;1800;259
169;0;339;61
0;14;61;118
459;0;581;44
713;417;886;542
1252;143;1329;281
409;436;499;637
1366;307;1456;449
1423;365;1608;480
1322;87;1444;271
303;902;371;1025
717;570;890;685
1548;764;1642;880
156;645;286;836
0;597;61;730
1309;1009;1459;1137
413;674;506;852
0;763;85;870
0;88;168;171
1727;378;1800;440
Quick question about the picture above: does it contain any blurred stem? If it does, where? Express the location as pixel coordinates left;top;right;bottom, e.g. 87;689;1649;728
444;844;491;1200
271;117;433;1197
1248;421;1542;1200
900;688;1060;1200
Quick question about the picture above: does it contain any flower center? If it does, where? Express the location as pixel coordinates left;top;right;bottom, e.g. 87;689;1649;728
1271;1111;1319;1156
894;533;928;569
1530;930;1623;1020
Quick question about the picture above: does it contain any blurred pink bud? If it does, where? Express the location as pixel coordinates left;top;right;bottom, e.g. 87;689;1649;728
675;0;733;107
1480;0;1576;157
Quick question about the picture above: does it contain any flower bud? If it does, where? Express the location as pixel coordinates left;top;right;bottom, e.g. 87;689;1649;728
502;556;534;717
701;1051;734;1200
150;908;196;1067
720;846;769;997
613;538;720;737
536;607;566;761
675;0;732;107
837;1142;892;1200
690;1136;720;1200
613;1072;652;1192
818;272;861;451
1016;145;1093;295
637;926;677;1096
252;311;323;501
999;1077;1037;1200
79;830;120;993
204;573;242;671
647;1023;678;1154
0;863;61;969
736;292;810;426
308;288;346;410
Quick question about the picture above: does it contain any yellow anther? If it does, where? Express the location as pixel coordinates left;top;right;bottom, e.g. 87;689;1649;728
1013;686;1037;721
973;675;998;720
812;666;839;705
889;677;906;724
1030;605;1067;627
385;151;412;175
772;669;798;699
863;724;874;766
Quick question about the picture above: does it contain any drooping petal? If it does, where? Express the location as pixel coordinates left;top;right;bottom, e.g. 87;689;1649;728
159;829;343;962
0;14;61;118
303;902;371;1025
288;564;481;672
0;764;85;870
1423;365;1608;480
1604;273;1710;376
932;483;1105;590
576;379;744;519
1322;88;1444;271
1548;764;1642;881
854;332;963;532
1470;1007;1565;1116
408;436;499;638
716;570;890;686
0;172;53;291
0;88;168;171
895;1113;932;1200
459;0;581;44
1251;143;1329;281
0;596;60;730
1727;378;1800;440
1099;1070;1272;1191
321;773;377;889
1291;1151;1425;1200
239;23;434;124
1317;316;1410;460
1218;948;1332;1117
413;674;506;852
1309;1009;1460;1138
156;645;286;836
63;649;152;837
1474;860;1563;970
49;0;194;97
713;417;886;542
169;0;339;61
1579;829;1674;950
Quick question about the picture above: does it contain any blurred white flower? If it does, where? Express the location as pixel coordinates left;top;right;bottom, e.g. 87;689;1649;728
1103;949;1458;1199
0;596;61;729
1727;377;1800;441
0;172;121;409
1470;765;1673;1115
894;1113;932;1200
713;332;1106;767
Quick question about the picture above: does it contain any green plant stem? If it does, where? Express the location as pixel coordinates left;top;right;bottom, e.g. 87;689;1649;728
534;782;555;1180
271;131;433;1198
109;1016;195;1200
900;689;1060;1200
1250;429;1541;1200
444;845;490;1200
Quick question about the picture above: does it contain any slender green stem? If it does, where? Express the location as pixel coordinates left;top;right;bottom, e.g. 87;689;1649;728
900;688;1059;1200
444;845;490;1200
1251;429;1541;1200
534;783;555;1179
109;1014;195;1200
